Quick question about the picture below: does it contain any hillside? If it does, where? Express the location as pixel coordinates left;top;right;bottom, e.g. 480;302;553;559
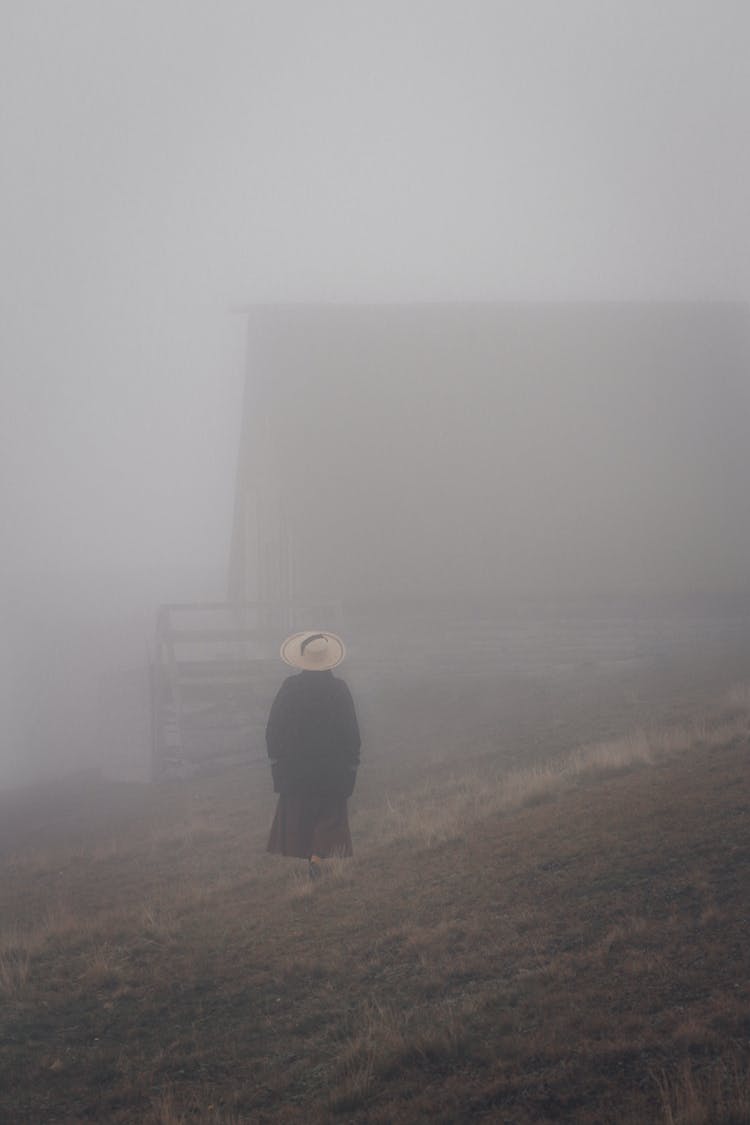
2;699;750;1123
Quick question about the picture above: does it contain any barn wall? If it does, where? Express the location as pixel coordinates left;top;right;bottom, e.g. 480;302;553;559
230;304;750;611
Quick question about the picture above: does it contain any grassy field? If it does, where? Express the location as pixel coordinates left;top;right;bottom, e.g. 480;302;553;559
2;682;750;1123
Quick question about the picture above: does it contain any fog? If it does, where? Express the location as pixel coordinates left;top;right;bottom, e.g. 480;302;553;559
235;303;750;607
3;2;750;784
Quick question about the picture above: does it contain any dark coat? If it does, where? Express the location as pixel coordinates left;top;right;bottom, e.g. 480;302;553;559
265;670;361;798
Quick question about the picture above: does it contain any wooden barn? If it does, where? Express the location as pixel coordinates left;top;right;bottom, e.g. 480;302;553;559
228;301;749;609
151;301;750;777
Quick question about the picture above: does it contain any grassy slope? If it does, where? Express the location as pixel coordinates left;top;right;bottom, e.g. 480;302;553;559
1;714;750;1123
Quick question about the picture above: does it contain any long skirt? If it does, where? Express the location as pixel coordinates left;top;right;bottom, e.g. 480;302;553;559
267;792;353;859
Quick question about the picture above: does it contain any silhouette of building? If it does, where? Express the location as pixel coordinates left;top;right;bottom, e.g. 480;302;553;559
229;302;750;613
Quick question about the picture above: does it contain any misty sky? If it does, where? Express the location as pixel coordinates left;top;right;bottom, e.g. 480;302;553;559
3;1;750;610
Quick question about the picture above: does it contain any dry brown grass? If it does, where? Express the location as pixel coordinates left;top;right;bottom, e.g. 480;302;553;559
329;994;478;1115
654;1054;750;1125
148;1090;245;1125
0;942;32;996
1;683;750;1123
376;691;750;849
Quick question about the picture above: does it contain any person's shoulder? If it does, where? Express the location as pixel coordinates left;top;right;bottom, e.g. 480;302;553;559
330;673;353;695
276;672;303;693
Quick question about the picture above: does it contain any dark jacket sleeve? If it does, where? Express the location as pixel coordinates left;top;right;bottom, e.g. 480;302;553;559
265;678;294;793
337;681;361;797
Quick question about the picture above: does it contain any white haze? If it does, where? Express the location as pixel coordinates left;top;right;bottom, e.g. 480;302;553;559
2;1;750;783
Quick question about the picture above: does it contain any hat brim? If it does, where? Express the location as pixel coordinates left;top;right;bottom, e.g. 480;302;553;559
280;631;346;671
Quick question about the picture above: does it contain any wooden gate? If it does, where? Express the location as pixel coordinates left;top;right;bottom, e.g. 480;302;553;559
150;601;343;780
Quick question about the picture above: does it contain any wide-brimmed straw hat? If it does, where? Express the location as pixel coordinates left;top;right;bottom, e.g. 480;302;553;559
280;630;346;671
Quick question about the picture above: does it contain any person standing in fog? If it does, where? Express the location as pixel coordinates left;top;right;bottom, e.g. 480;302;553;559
266;631;361;879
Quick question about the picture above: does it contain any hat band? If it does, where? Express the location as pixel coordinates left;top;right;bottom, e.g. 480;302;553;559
300;632;328;655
